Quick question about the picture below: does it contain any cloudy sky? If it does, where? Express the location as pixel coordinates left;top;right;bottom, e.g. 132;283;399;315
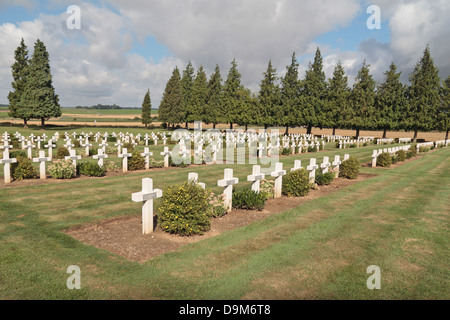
0;0;449;108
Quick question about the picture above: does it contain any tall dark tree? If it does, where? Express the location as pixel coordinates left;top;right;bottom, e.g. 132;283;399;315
8;38;31;128
279;52;300;134
189;66;208;124
180;61;195;128
222;59;243;130
437;76;450;142
235;88;256;132
257;60;280;130
20;39;61;129
158;67;184;129
141;89;152;129
204;65;222;128
324;61;350;136
406;46;441;142
302;47;327;134
349;61;376;138
375;62;408;138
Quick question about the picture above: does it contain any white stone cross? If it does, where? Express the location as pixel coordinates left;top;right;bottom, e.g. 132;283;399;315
160;147;171;168
81;138;92;157
45;140;56;159
343;154;350;161
99;140;108;153
291;160;302;172
36;136;43;149
332;155;341;178
132;178;162;234
33;150;51;179
247;165;265;193
115;139;123;156
320;156;331;174
64;139;74;152
217;168;239;212
65;149;81;167
371;150;378;167
93;149;108;167
188;172;205;189
25;141;35;159
141;147;153;170
271;162;286;198
0;140;13;158
307;158;319;184
118;148;132;172
1;151;17;184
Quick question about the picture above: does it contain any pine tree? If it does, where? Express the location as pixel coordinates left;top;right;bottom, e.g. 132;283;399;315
20;39;61;129
180;61;195;128
278;52;300;135
141;89;152;129
204;65;222;128
189;66;208;124
374;62;408;138
257;60;280;130
235;88;256;132
349;61;376;138
406;46;441;142
302;47;327;134
437;76;449;142
158;67;184;129
325;61;350;136
222;59;243;130
8;38;31;128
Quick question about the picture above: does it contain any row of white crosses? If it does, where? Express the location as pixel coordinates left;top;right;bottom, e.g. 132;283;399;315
371;145;411;167
131;154;351;234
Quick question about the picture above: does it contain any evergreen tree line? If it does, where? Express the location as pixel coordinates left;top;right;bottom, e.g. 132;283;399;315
8;38;61;129
158;47;449;141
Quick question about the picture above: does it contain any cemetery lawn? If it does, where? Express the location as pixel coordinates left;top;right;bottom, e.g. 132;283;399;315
0;148;449;299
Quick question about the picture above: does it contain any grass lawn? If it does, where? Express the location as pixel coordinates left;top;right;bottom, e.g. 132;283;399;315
0;136;448;299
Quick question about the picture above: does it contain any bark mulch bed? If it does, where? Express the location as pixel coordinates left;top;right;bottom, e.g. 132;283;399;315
65;173;376;263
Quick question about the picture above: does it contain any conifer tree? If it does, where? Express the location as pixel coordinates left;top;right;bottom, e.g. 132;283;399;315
204;65;222;128
141;89;152;129
325;61;350;136
235;88;256;132
180;61;195;128
8;38;31;128
257;60;280;129
20;39;61;129
278;52;300;135
437;76;450;142
222;59;243;130
349;61;376;138
375;62;408;138
189;66;208;123
159;67;184;129
302;47;327;134
406;46;441;142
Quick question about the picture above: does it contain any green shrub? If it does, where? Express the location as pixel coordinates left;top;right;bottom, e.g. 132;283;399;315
10;137;19;149
56;146;70;159
349;143;357;148
78;161;106;177
73;140;81;148
409;144;417;157
281;147;291;156
207;192;227;218
397;150;406;162
419;146;431;153
232;188;266;211
105;161;120;172
157;182;212;236
260;179;274;199
377;152;392;167
11;156;37;180
169;156;189;168
10;150;26;159
308;146;315;152
282;168;312;197
339;157;360;179
391;155;398;164
122;142;135;151
48;159;76;179
149;158;164;168
107;136;117;142
128;151;146;171
315;171;335;186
